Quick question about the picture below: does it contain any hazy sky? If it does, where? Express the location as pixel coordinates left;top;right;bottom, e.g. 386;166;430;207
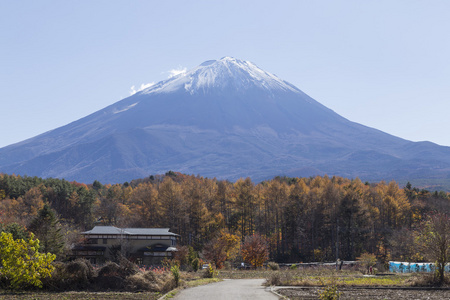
1;0;450;148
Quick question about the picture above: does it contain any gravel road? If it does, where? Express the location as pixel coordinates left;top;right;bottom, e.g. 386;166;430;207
173;279;279;299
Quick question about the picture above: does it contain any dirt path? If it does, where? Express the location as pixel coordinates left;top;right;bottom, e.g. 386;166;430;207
173;279;279;299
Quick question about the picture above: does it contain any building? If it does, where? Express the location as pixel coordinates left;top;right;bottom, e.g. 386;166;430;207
71;226;178;265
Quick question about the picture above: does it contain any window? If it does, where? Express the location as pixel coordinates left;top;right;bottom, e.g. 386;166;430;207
102;238;107;244
136;257;143;265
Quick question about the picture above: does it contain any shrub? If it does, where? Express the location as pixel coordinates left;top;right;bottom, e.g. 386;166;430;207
356;252;377;274
266;272;282;286
268;262;280;270
171;265;180;287
223;261;232;270
45;258;94;290
97;257;138;279
290;264;297;270
42;262;68;290
96;259;138;290
125;271;158;291
98;261;121;277
203;264;218;278
125;272;151;291
65;258;95;284
118;256;139;276
125;270;175;293
191;257;200;272
318;285;341;300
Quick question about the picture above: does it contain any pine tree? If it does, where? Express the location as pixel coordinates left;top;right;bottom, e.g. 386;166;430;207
28;204;64;258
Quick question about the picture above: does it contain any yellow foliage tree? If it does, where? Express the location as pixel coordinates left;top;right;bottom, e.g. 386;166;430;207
203;229;240;268
0;232;55;289
220;229;240;261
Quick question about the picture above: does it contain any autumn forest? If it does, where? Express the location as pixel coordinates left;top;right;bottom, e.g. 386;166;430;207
0;172;449;264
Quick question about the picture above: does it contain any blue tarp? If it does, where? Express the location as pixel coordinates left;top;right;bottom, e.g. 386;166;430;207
389;261;450;273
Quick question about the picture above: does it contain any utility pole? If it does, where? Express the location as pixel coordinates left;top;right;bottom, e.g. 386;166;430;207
336;218;339;271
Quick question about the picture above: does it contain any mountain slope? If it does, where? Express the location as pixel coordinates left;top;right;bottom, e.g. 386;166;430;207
2;57;450;184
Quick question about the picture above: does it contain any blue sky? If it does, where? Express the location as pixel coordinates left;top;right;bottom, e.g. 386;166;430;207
1;0;450;148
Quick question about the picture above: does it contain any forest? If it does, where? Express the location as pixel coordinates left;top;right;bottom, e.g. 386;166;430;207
0;172;449;264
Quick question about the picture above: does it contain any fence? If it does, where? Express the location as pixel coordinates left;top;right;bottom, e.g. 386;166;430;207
389;261;450;273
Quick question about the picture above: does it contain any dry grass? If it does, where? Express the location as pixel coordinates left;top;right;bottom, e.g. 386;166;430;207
218;269;274;279
407;273;450;287
125;271;175;293
0;291;160;300
262;267;436;288
0;270;217;299
185;278;221;288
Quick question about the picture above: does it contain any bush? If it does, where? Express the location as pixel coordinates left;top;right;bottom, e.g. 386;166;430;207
318;285;341;300
96;259;138;290
203;264;218;278
125;270;175;293
268;262;280;270
97;257;138;278
65;259;95;288
96;261;136;290
356;252;377;274
191;257;200;272
266;272;282;286
97;261;121;277
43;258;178;293
125;272;153;291
44;259;94;290
223;261;232;270
125;271;157;291
290;264;297;270
171;265;180;287
118;256;139;277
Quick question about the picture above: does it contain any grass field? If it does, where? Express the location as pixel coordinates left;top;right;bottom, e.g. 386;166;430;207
0;273;219;300
0;291;161;300
218;267;415;287
0;267;447;299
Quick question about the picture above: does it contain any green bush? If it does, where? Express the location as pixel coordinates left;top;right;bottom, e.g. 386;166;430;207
192;257;200;272
290;264;297;270
171;265;180;287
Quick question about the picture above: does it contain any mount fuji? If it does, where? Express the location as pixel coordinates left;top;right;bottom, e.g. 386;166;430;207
2;57;450;184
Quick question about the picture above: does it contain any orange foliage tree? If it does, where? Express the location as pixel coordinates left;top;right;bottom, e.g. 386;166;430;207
241;233;269;268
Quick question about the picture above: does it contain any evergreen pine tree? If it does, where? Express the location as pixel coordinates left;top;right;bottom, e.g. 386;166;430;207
28;204;64;258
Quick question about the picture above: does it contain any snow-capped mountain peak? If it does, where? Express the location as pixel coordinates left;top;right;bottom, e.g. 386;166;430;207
2;57;450;186
141;57;300;95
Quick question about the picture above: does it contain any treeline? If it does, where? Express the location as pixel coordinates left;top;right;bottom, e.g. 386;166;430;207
0;172;449;263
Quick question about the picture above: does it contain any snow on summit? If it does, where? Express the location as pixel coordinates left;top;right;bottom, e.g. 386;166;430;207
141;57;300;96
3;56;450;185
